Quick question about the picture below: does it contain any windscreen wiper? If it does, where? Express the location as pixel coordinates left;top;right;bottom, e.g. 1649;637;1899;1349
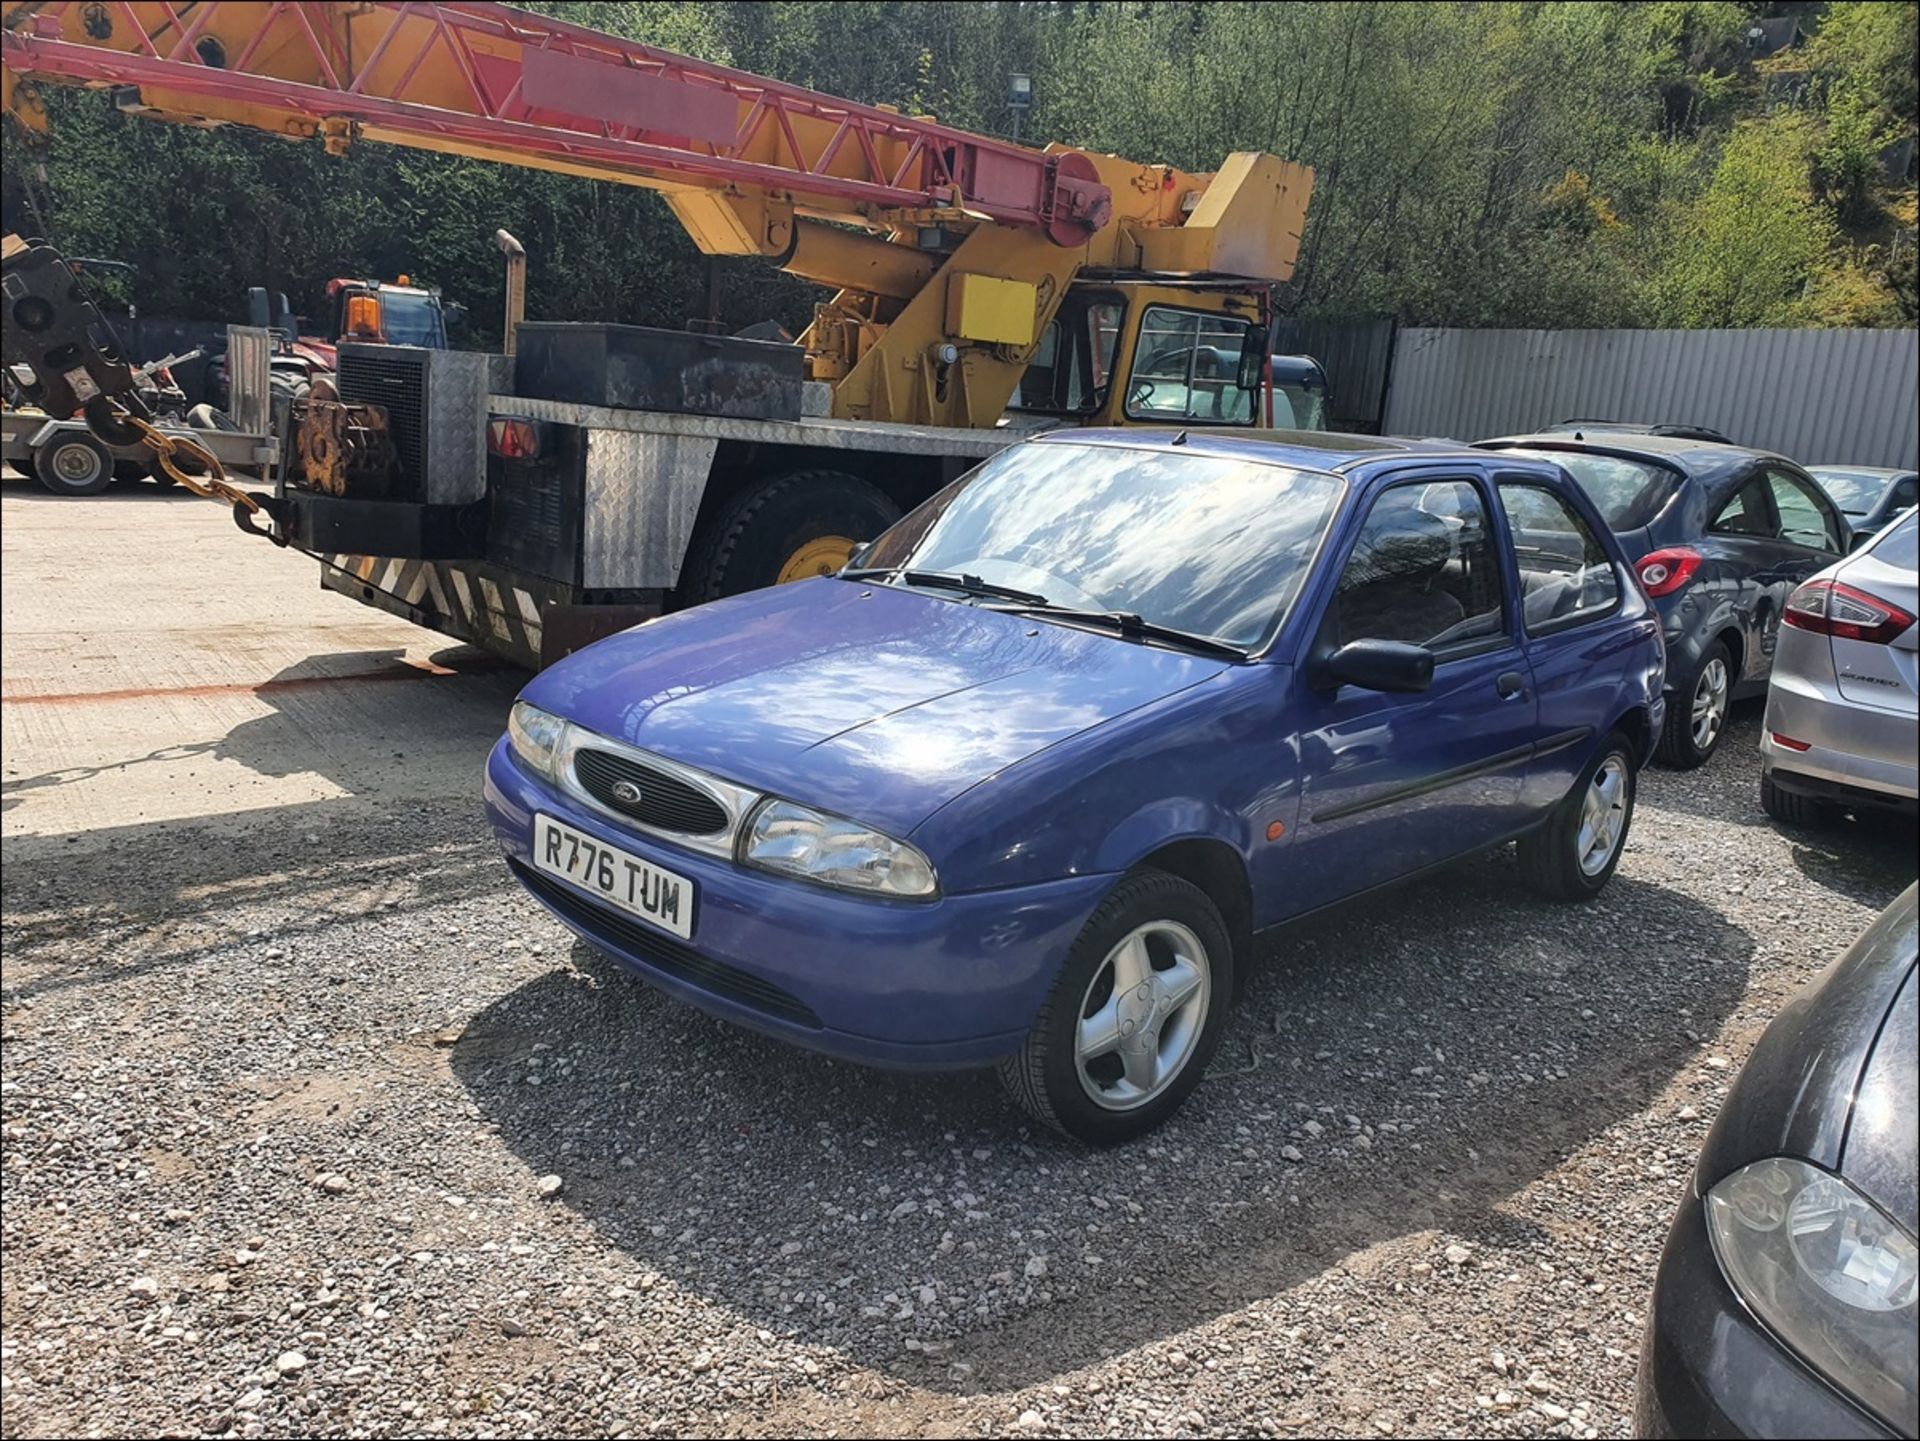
1002;604;1249;660
841;568;1051;607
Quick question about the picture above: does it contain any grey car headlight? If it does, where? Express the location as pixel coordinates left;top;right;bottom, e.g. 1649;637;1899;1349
1706;1156;1918;1433
740;798;937;899
507;700;568;779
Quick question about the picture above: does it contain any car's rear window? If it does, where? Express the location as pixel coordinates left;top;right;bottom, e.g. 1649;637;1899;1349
1870;511;1918;570
1538;452;1682;532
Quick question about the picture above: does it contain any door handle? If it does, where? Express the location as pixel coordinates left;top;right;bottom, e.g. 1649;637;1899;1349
1496;670;1527;701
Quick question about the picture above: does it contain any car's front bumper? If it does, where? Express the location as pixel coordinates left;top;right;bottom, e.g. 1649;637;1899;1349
1762;669;1919;811
1635;1189;1897;1440
484;738;1112;1068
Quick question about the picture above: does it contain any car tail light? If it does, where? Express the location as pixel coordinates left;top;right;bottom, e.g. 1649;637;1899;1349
1636;547;1701;598
1782;579;1915;644
1770;732;1812;752
487;416;542;460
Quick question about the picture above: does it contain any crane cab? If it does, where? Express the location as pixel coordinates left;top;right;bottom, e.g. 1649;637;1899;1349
1007;281;1284;432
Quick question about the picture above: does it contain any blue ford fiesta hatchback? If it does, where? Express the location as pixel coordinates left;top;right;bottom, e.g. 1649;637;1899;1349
486;430;1666;1143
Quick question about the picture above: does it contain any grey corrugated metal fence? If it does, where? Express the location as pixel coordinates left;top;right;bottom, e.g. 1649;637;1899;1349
1383;327;1919;468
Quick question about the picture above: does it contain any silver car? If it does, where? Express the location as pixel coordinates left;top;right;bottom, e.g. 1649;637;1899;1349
1761;509;1919;823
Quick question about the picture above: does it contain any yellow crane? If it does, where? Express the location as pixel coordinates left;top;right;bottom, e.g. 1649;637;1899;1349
3;0;1311;430
2;2;1318;661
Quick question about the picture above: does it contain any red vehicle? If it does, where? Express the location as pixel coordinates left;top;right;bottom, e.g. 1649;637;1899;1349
208;277;458;411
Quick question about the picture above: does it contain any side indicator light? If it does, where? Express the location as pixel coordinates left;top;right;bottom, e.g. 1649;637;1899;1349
1266;820;1286;841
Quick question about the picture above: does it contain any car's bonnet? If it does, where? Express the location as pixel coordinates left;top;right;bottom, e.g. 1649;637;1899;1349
522;578;1228;837
1696;885;1919;1189
1841;963;1916;1235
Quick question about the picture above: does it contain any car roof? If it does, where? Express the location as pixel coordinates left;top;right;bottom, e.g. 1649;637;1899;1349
1037;426;1482;474
1808;464;1915;479
1476;430;1788;479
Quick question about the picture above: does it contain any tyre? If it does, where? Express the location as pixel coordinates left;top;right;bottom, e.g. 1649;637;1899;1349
997;870;1235;1146
1656;639;1732;768
1760;769;1835;827
677;469;900;605
113;461;152;485
186;403;239;432
1517;732;1637;901
32;432;114;496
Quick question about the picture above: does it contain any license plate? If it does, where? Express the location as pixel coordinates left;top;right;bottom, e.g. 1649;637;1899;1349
533;814;694;940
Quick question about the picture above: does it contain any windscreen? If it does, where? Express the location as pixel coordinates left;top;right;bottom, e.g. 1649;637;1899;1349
1809;469;1894;515
381;289;444;347
859;442;1344;648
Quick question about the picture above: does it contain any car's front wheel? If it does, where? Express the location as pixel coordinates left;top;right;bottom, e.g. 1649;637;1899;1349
998;870;1234;1145
1517;733;1637;901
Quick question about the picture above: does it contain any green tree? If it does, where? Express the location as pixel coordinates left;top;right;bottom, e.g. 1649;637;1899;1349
1648;117;1838;327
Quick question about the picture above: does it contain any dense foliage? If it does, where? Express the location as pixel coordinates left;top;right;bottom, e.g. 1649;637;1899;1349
2;0;1914;342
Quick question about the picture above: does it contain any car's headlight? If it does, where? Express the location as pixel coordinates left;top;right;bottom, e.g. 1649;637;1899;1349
740;798;937;898
1707;1156;1918;1433
507;700;567;779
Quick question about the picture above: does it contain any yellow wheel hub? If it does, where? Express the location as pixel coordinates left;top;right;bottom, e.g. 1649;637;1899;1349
777;534;858;585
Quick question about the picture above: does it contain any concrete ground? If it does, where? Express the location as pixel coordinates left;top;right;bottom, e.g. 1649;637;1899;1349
1;476;520;853
3;469;1914;1440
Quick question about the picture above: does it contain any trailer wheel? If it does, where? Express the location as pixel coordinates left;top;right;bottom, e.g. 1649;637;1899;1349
32;432;114;496
678;469;899;605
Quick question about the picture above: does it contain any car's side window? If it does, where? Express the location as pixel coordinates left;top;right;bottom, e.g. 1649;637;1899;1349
1765;468;1842;552
1329;480;1505;653
1496;482;1621;633
1709;476;1775;538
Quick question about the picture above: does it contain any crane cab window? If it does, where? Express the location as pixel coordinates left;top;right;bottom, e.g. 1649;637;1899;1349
1126;306;1257;424
1011;294;1124;414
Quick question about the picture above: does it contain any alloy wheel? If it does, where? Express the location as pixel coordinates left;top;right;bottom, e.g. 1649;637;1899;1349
1691;658;1729;751
1577;755;1630;876
1075;920;1212;1110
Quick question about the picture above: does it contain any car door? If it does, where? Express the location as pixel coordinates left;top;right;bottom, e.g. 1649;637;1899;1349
1699;469;1813;688
1288;473;1539;907
1753;466;1847;679
1494;476;1633;812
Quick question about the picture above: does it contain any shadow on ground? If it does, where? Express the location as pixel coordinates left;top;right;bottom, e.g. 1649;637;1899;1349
452;853;1758;1394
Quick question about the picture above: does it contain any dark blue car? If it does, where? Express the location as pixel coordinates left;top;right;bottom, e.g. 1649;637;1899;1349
1479;433;1848;767
485;430;1666;1142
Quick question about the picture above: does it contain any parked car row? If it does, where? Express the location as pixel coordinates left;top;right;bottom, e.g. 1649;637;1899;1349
481;421;1914;1437
482;420;1914;1143
1473;429;1916;824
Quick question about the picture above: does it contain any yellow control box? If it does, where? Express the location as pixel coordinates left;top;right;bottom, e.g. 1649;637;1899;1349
944;272;1037;347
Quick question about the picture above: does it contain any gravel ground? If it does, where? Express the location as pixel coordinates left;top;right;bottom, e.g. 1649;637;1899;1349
3;704;1914;1440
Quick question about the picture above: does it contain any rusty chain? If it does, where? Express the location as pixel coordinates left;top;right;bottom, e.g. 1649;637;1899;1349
114;408;285;543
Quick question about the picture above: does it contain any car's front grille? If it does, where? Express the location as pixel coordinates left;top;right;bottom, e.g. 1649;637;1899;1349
510;860;821;1029
574;748;729;835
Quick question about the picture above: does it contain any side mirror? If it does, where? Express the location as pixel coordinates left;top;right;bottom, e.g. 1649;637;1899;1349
1237;324;1270;393
246;286;272;330
1320;638;1434;693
